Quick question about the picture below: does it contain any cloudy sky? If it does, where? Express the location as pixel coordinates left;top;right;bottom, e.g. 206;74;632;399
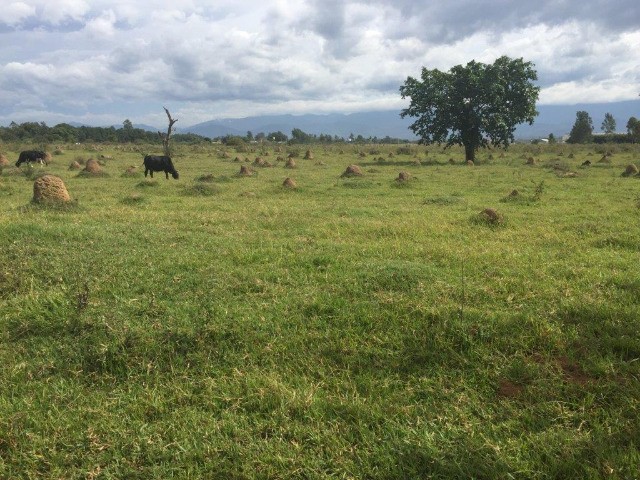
0;0;638;127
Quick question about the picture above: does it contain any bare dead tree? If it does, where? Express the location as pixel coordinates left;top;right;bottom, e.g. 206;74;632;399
158;106;178;157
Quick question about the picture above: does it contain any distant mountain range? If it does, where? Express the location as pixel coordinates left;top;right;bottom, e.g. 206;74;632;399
50;100;640;140
179;100;638;140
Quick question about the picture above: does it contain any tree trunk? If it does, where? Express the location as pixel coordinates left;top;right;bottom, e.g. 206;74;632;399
158;107;178;157
464;143;475;162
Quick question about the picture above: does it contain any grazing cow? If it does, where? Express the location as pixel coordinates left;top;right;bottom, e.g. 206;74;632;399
143;155;179;179
16;150;48;167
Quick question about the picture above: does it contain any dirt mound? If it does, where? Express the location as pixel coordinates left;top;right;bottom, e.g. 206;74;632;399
32;175;71;203
396;171;411;182
285;158;296;169
341;164;363;177
239;165;254;176
233;156;242;162
84;158;103;173
0;153;9;166
466;160;474;166
479;208;503;225
597;155;611;164
123;166;139;176
526;157;536;165
622;164;639;177
509;189;519;197
448;158;456;165
68;161;82;170
253;157;272;167
304;150;314;160
282;177;297;189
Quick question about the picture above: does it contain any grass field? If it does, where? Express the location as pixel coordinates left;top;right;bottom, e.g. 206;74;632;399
1;142;639;478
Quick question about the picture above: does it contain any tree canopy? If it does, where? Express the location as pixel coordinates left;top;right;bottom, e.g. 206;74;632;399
567;111;594;144
601;112;616;134
400;56;539;161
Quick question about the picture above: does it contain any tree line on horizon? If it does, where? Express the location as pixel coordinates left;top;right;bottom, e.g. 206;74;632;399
564;111;640;144
0;120;411;147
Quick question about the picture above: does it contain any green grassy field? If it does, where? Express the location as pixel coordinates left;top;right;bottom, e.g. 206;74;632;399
1;142;639;478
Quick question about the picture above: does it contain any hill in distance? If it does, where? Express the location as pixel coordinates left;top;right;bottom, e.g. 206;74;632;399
182;100;639;140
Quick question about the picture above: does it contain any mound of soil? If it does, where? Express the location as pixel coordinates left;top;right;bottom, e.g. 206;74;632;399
466;160;474;166
84;158;103;173
282;177;297;189
33;175;71;203
526;157;536;165
597;155;611;164
396;171;411;182
509;189;519;197
253;157;272;167
341;164;363;177
68;161;82;170
479;208;503;224
304;150;314;160
285;158;296;169
0;153;10;166
239;165;254;176
448;158;456;165
622;164;639;177
233;156;242;162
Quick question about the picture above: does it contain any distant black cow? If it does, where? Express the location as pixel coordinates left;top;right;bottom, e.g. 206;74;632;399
143;155;179;179
16;150;48;167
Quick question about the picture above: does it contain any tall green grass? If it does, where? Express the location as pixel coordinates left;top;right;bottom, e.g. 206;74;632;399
1;142;639;478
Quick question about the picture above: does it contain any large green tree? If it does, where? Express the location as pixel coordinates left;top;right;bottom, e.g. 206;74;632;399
567;111;593;144
399;56;539;161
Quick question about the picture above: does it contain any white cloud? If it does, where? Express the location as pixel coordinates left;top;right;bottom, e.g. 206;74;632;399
3;2;36;25
0;0;639;126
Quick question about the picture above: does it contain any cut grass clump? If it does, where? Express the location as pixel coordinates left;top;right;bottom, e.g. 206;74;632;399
120;193;146;205
424;195;464;205
182;183;221;196
136;179;159;188
195;174;230;183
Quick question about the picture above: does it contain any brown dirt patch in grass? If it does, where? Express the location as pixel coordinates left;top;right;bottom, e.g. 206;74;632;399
497;379;524;398
304;149;314;160
0;154;9;166
556;356;592;385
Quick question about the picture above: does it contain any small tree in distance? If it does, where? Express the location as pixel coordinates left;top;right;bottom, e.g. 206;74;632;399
567;111;593;144
399;56;540;162
626;117;639;142
601;112;616;134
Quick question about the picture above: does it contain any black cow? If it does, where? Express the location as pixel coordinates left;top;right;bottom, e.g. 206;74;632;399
143;155;179;179
16;150;48;167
